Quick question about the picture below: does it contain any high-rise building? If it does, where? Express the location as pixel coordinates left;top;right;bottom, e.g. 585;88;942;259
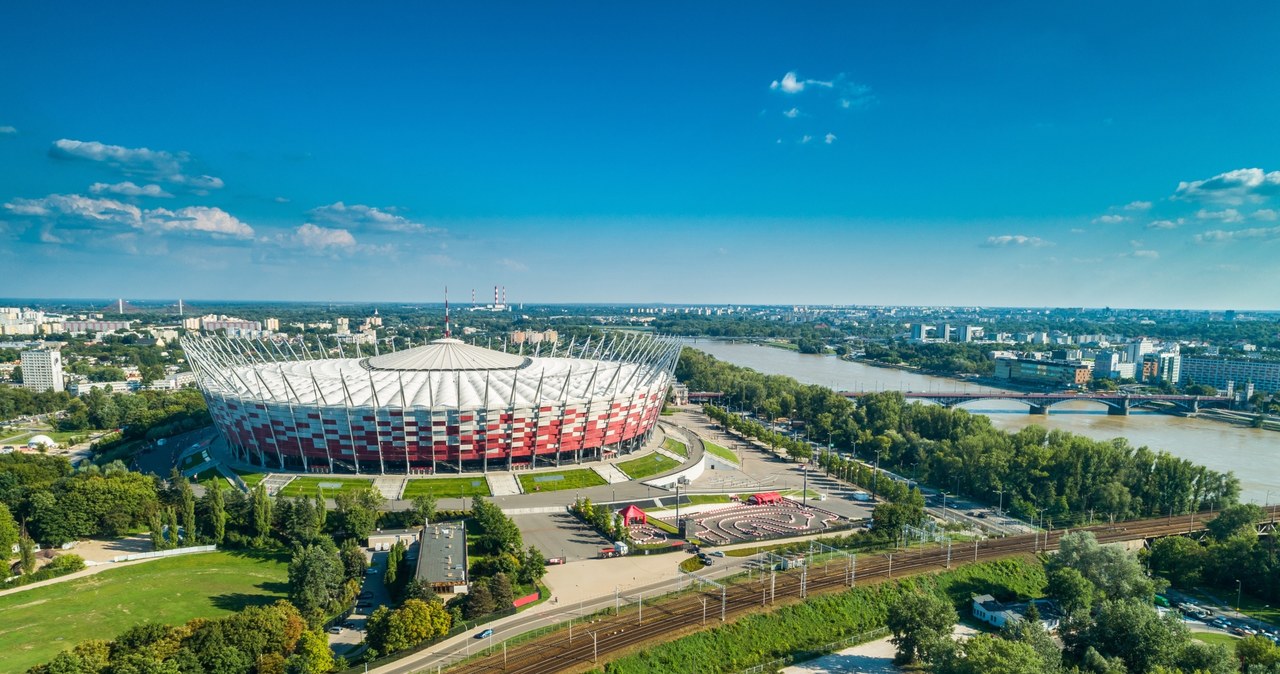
20;348;64;392
1179;357;1280;393
1125;339;1154;364
264;317;280;331
935;323;954;342
336;317;350;335
909;324;931;341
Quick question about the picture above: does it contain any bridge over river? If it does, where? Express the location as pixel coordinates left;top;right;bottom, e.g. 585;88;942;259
689;390;1235;416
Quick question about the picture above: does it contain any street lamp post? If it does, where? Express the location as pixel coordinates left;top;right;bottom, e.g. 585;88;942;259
1236;579;1243;613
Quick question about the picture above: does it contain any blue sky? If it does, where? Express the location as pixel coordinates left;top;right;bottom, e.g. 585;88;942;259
2;3;1280;308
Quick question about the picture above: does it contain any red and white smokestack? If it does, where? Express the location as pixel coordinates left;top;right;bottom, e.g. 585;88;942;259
493;285;499;306
502;286;506;306
444;286;451;338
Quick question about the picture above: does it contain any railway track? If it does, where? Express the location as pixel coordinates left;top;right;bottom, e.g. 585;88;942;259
441;506;1280;674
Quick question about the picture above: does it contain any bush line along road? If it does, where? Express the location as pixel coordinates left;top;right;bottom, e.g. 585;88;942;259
391;506;1279;674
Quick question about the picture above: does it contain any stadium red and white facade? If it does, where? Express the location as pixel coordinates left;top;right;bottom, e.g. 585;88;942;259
183;334;681;474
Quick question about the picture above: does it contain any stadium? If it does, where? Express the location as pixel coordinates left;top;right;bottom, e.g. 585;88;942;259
182;333;681;474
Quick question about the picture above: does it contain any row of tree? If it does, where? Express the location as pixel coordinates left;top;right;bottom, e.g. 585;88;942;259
887;529;1278;673
26;601;333;674
681;347;1240;525
1146;503;1280;607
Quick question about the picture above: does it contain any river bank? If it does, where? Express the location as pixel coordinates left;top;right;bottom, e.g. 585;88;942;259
687;339;1280;504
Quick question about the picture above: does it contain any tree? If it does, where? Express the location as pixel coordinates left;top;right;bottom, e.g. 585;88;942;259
367;599;451;655
1050;531;1156;603
1206;503;1264;543
339;538;367;582
1146;535;1208;587
285;629;334;674
334;488;383;541
1238;635;1280;670
165;506;180;547
11;365;21;384
178;474;197;546
517;545;547;586
148;510;166;551
1047;566;1096;615
935;633;1046;674
18;532;37;574
886;591;957;664
0;503;19;564
490;572;515;610
1065;598;1187;673
465;580;496;619
288;542;345;621
411;493;438;526
253;484;272;546
207;485;226;545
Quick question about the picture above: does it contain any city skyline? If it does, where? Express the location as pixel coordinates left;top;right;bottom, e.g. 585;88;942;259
3;3;1280;308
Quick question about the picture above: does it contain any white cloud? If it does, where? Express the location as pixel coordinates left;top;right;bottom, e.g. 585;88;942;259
1194;225;1280;243
498;258;528;272
1070;228;1087;234
1174;168;1280;205
1123;200;1152;211
1130;250;1160;259
800;135;813;144
983;234;1051;248
291;223;357;251
1253;209;1278;221
48;139;223;191
274;196;291;204
3;193;253;243
1092;214;1128;225
837;83;876;110
1146;219;1181;230
89;181;173;198
0;126;16;135
824;133;837;145
771;71;833;94
308;202;439;234
782;108;800;118
1196;208;1243;223
142;206;254;238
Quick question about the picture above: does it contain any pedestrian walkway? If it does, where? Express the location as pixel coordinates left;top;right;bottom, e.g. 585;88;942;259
592;463;630;484
488;473;522;496
260;473;295;496
374;476;406;500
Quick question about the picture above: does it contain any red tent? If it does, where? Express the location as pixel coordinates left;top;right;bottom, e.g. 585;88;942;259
619;504;647;525
749;492;782;506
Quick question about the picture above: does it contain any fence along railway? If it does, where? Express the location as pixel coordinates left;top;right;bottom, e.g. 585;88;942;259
439;506;1279;674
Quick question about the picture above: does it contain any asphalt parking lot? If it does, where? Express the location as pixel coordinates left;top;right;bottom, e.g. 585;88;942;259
512;511;612;562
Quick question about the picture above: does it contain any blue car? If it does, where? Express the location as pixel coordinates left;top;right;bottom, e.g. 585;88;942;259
476;629;493;639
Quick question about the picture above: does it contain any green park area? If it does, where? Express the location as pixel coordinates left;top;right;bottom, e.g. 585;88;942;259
518;468;606;493
617;452;680;479
0;551;288;673
402;476;492;499
661;437;688;457
277;476;373;497
702;439;738;464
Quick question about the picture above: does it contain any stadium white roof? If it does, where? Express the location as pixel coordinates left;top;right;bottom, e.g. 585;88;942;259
184;333;681;411
365;338;529;371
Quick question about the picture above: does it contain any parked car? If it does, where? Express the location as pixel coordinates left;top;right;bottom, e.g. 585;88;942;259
711;551;725;557
477;629;494;639
327;626;342;634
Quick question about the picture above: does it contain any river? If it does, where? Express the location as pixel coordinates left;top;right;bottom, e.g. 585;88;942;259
690;340;1279;504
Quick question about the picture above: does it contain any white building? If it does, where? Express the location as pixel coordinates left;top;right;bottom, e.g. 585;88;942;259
20;348;65;392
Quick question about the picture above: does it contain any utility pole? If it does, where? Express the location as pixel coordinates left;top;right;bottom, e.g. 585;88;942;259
591;631;598;663
701;597;707;625
721;587;726;622
638;592;643;624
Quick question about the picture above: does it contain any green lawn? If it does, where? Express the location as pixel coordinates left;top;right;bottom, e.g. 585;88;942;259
1191;632;1239;647
661;437;688;457
277;476;374;497
617;452;681;480
518;469;606;493
0;550;288;673
235;470;266;489
702;439;739;464
402;477;492;499
686;494;733;505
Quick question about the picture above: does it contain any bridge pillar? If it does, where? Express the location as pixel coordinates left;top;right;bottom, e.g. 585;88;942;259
1107;399;1130;416
1028;404;1049;415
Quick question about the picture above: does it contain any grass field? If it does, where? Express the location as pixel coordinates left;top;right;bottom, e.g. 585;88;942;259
0;550;288;673
617;452;680;480
702;439;738;464
518;468;606;493
661;437;688;457
1191;631;1239;647
277;476;374;497
402;477;492;499
686;494;733;505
